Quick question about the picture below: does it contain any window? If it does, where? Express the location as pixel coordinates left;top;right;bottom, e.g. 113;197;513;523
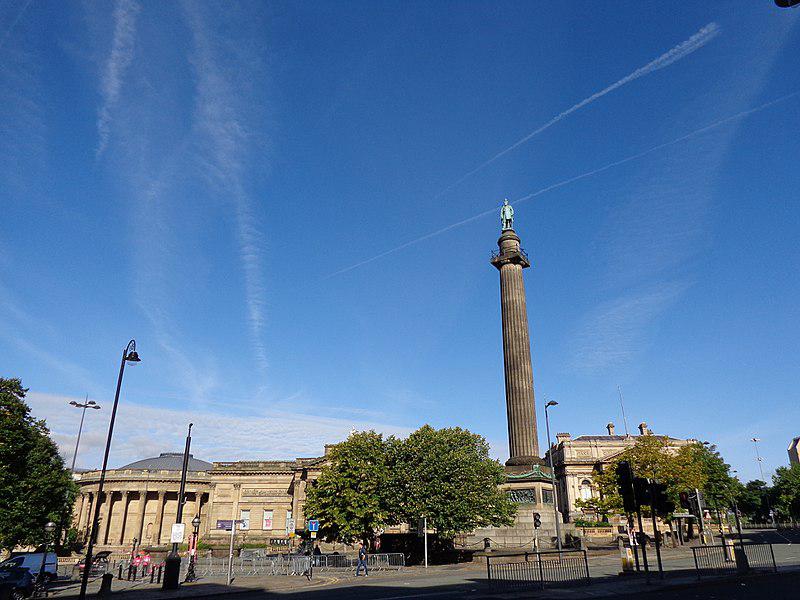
239;509;250;530
580;480;593;500
542;489;554;504
262;510;273;530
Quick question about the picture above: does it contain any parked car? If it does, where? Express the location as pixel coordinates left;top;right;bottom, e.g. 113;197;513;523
73;551;111;577
0;553;57;583
0;566;35;600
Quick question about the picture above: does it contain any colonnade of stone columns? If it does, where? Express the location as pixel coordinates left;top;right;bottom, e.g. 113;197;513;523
73;489;207;548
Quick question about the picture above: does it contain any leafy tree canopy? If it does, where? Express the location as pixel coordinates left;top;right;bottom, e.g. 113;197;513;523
389;425;515;537
304;425;515;544
772;464;800;519
0;378;77;551
594;438;735;517
303;431;395;545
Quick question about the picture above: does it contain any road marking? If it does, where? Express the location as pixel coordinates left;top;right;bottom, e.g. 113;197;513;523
375;591;474;600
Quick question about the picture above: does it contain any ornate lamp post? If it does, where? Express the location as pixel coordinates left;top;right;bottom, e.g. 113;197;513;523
544;399;563;553
34;521;56;596
185;515;201;582
78;340;141;600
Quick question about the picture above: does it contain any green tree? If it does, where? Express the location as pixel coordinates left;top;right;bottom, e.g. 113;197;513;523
595;436;706;515
303;431;396;544
772;464;800;519
0;378;77;551
734;480;768;520
389;425;515;537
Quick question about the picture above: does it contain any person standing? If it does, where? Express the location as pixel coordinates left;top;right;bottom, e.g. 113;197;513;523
142;551;151;576
355;542;368;577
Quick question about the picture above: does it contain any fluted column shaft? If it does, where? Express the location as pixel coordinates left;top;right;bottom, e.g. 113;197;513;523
153;491;166;545
492;228;540;464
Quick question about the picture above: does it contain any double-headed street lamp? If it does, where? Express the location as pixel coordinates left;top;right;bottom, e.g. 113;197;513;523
751;437;774;524
544;399;563;553
78;340;140;600
69;398;101;473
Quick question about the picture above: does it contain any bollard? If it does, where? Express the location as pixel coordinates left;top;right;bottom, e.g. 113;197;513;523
126;565;131;581
98;573;113;597
117;564;123;580
157;565;163;584
149;567;155;584
132;566;137;582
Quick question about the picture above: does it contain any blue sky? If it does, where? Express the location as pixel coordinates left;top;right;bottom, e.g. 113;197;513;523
1;1;798;482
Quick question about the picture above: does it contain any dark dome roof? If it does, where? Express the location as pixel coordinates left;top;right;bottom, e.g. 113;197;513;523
119;453;212;471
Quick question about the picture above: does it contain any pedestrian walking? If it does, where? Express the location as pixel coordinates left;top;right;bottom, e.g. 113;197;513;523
355;541;368;577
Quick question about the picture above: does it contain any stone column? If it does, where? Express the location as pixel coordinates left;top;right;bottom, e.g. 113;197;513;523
73;494;85;528
118;491;132;545
205;483;216;534
81;492;94;537
491;227;540;465
100;492;114;545
153;491;166;545
135;491;148;545
231;484;241;522
193;492;202;521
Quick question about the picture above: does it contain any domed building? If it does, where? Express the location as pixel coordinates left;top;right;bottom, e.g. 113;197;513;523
73;451;327;552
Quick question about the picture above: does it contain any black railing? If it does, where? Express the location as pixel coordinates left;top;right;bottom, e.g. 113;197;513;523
486;550;590;589
691;543;777;578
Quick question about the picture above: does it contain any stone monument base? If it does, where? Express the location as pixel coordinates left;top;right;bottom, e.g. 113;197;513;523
456;463;564;552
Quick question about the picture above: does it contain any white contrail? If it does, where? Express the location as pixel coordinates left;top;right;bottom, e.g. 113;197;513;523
96;0;141;156
327;91;799;278
435;22;720;198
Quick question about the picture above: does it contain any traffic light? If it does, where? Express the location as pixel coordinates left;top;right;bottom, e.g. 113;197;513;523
533;512;541;529
616;461;637;513
679;491;691;510
652;482;675;516
633;477;652;507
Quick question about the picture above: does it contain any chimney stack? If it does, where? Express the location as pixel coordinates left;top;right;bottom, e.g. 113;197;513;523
555;432;571;444
606;422;615;436
638;422;649;436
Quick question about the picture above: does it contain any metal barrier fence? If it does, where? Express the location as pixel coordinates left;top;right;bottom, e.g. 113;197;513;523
692;543;777;577
486;551;590;589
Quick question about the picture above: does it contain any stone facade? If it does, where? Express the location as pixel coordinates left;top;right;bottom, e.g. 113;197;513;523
545;422;696;523
72;451;327;552
789;437;800;466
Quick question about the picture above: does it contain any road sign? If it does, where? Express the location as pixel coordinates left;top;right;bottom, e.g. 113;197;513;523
286;518;296;534
170;523;186;543
216;519;245;531
308;519;319;532
673;512;694;519
310;531;317;539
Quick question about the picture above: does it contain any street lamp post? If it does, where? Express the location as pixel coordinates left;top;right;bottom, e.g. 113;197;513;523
69;398;101;473
78;340;140;600
544;400;563;553
35;521;56;596
163;423;193;590
751;437;774;525
185;515;201;583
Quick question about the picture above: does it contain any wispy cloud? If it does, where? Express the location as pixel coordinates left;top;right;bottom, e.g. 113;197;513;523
183;2;269;373
27;390;413;470
0;0;34;52
568;282;687;371
96;0;140;156
326;91;800;278
435;22;720;198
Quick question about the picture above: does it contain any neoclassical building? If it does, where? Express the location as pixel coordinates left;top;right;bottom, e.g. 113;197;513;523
73;451;327;551
544;422;697;523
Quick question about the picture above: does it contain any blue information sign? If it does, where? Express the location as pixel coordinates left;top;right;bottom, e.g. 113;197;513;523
308;519;320;532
